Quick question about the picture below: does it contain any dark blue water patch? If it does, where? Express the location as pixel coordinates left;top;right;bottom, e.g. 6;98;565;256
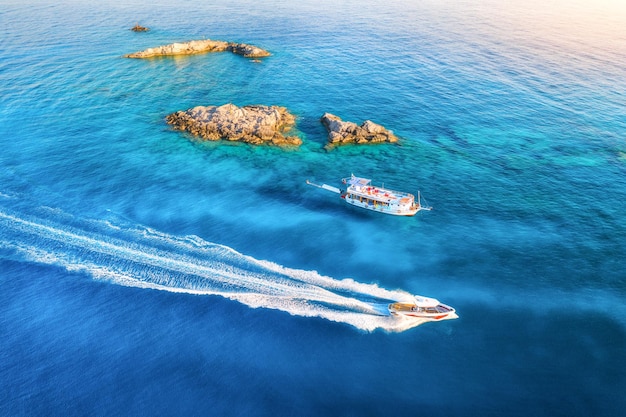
448;305;626;416
0;259;407;415
2;258;623;417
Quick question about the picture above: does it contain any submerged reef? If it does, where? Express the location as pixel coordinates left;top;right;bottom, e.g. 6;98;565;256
124;39;270;58
321;113;398;148
166;103;301;146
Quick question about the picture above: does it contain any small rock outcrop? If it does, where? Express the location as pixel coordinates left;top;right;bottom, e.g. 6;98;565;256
166;103;301;146
124;39;270;58
320;113;398;148
131;23;149;32
227;43;271;58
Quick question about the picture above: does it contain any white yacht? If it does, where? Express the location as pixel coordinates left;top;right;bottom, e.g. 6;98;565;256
388;296;457;321
306;174;431;216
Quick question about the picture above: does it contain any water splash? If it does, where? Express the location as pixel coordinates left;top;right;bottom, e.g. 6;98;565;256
0;197;441;332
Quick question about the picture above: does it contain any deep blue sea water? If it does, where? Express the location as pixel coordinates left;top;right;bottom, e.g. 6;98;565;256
1;0;625;415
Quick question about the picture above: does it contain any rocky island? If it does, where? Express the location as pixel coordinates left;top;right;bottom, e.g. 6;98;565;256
124;39;270;59
166;103;301;146
321;113;398;148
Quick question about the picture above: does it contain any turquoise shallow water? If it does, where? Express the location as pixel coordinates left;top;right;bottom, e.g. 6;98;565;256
1;0;625;415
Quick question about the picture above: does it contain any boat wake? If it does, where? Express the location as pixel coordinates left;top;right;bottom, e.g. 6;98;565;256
0;196;431;332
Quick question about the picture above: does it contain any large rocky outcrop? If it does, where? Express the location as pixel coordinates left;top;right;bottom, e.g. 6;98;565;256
124;39;270;58
320;113;398;148
166;103;301;146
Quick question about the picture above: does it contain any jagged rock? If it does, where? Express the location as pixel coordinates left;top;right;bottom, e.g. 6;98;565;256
124;39;270;58
131;24;149;32
227;43;270;58
166;104;301;146
320;113;398;148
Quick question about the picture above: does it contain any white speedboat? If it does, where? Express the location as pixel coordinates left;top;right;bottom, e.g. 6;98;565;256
306;174;431;216
388;296;457;321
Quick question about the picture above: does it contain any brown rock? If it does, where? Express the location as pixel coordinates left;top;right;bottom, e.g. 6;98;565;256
131;23;149;32
124;39;270;58
320;113;398;148
166;104;301;147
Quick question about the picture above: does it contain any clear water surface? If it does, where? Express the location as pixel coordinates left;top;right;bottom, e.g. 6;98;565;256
1;0;625;415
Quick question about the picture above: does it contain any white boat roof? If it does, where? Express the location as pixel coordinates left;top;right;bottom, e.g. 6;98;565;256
345;175;414;203
347;176;371;187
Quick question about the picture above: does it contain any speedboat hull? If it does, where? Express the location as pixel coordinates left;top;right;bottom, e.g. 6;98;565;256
388;299;457;321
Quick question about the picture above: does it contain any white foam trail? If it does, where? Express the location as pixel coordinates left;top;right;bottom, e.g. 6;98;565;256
0;207;436;332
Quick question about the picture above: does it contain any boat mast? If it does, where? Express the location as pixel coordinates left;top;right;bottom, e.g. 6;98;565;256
417;191;432;211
